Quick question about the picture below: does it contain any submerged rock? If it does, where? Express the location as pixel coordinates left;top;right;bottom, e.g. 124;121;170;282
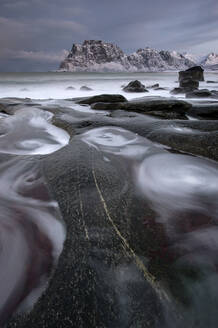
147;83;159;89
76;94;127;105
186;89;214;98
123;80;149;93
170;87;189;95
171;78;198;95
80;86;93;91
154;87;167;91
66;86;75;90
179;66;204;82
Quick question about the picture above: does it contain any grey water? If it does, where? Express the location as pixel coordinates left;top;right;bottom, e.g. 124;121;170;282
0;71;218;100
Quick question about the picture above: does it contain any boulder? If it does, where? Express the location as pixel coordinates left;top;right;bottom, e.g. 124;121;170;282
147;83;159;89
211;90;218;96
170;87;193;95
186;89;213;98
186;89;218;99
91;97;191;119
123;80;149;93
80;86;93;91
179;66;204;82
76;94;127;105
171;78;198;94
170;88;185;95
154;87;167;91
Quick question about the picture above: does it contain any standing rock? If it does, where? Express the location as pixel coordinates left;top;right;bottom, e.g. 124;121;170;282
179;66;204;82
171;78;199;95
180;78;199;89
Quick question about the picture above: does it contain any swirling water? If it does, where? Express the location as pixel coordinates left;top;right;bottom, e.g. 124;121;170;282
0;106;69;325
81;126;218;327
1;71;218;326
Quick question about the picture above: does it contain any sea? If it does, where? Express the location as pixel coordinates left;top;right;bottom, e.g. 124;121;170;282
0;71;218;100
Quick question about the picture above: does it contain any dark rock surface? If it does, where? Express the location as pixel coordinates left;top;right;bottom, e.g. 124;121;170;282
3;95;218;328
179;78;199;89
189;103;218;119
66;86;75;90
91;97;191;119
123;80;149;93
179;66;204;82
170;87;188;95
76;94;127;105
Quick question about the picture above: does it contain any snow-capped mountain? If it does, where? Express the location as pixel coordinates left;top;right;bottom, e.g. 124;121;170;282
201;53;218;67
59;40;195;72
183;52;218;69
183;52;206;65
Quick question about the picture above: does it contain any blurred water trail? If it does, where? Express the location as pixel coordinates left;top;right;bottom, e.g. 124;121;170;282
0;108;69;325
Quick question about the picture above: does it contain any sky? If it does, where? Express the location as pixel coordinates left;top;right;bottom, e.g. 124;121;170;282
0;0;218;72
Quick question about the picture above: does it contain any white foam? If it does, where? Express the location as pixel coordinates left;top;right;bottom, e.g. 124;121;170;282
81;126;153;158
137;153;218;218
0;108;70;155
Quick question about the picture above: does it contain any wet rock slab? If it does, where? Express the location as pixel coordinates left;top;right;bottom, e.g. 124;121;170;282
2;95;218;328
91;97;191;119
76;94;127;105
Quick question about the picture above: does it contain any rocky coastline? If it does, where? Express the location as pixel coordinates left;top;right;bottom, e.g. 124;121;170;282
1;67;218;327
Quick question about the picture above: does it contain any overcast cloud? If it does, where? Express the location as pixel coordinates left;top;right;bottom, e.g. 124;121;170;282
0;0;217;71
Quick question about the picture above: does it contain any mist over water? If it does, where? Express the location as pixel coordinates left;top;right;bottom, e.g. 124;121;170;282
0;71;218;100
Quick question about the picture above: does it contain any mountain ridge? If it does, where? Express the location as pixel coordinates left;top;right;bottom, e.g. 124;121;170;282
59;40;217;72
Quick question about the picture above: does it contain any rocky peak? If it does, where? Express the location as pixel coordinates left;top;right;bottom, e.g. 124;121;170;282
202;53;218;66
68;40;124;64
59;40;196;72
